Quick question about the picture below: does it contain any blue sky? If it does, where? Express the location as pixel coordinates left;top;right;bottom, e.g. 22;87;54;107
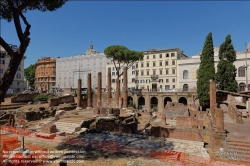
1;1;250;68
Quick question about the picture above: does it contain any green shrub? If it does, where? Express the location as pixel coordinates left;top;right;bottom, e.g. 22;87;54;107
187;92;192;98
34;93;49;102
153;106;158;112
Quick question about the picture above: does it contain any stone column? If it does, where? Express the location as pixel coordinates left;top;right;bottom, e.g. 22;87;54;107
122;67;128;108
116;78;120;108
210;80;216;120
77;79;82;108
215;108;224;132
87;73;92;108
161;112;166;126
97;72;102;107
107;68;111;108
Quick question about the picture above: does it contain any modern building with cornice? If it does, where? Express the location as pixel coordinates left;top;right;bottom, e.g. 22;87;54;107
177;43;250;92
135;48;188;91
56;43;111;90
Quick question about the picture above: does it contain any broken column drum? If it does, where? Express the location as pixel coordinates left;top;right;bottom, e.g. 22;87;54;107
77;79;82;107
123;67;128;108
87;73;92;108
97;72;102;107
107;68;111;107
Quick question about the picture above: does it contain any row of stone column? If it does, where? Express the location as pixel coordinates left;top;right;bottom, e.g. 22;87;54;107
77;67;128;109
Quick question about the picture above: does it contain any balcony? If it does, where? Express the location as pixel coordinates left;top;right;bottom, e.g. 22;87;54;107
151;74;158;82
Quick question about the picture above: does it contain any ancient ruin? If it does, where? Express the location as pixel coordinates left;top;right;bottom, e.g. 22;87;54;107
1;72;250;165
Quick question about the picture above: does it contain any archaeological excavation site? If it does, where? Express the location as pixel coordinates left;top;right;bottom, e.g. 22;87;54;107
1;69;250;166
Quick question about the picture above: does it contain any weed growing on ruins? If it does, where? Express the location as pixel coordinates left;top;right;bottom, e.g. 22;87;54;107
187;92;192;98
34;93;49;102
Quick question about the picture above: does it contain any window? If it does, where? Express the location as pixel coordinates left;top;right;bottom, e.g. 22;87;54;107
0;60;5;64
147;56;149;59
112;72;115;76
159;62;162;66
183;70;188;79
141;71;144;75
172;69;175;74
165;61;168;66
166;54;169;57
147;63;149;67
16;73;21;79
0;69;3;73
17;82;20;86
166;79;169;83
141;63;144;67
172;78;175;82
171;53;175;57
153;55;155;58
172;60;175;65
173;85;175;89
159;79;163;83
112;79;115;83
132;66;135;70
132;78;135;82
108;67;111;70
147;70;149;75
136;63;138;68
132;71;135;75
159;54;162;58
153;62;155;67
112;67;115;71
166;69;169;74
146;79;150;83
153;70;156;75
238;67;245;77
160;70;162;75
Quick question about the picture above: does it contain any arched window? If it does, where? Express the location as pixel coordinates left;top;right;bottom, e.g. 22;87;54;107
239;82;246;91
183;70;188;79
238;67;245;77
196;69;199;78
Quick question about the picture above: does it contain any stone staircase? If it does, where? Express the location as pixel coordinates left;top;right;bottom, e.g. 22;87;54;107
221;139;250;163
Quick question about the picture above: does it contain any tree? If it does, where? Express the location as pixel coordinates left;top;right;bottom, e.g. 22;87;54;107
197;32;215;108
104;45;143;107
215;35;238;92
0;0;66;103
24;64;35;89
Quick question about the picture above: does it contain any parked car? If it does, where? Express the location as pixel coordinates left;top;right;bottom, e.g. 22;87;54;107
22;89;32;94
6;88;14;94
81;89;87;94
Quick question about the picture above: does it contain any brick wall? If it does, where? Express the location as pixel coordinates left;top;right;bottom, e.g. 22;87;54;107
176;116;198;128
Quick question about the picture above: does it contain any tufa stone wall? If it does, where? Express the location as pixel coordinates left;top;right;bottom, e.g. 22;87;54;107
49;95;75;106
5;93;39;103
150;126;202;142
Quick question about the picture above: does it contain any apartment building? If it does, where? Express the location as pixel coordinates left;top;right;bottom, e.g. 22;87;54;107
106;61;137;91
136;48;188;91
177;43;250;92
56;43;111;90
35;57;56;92
0;45;25;92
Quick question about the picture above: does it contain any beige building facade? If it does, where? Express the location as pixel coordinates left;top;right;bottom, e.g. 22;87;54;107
136;48;188;91
0;45;25;92
177;44;250;92
106;61;136;91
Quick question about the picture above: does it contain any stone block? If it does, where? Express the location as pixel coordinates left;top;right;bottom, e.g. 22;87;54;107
100;108;108;117
41;123;57;134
